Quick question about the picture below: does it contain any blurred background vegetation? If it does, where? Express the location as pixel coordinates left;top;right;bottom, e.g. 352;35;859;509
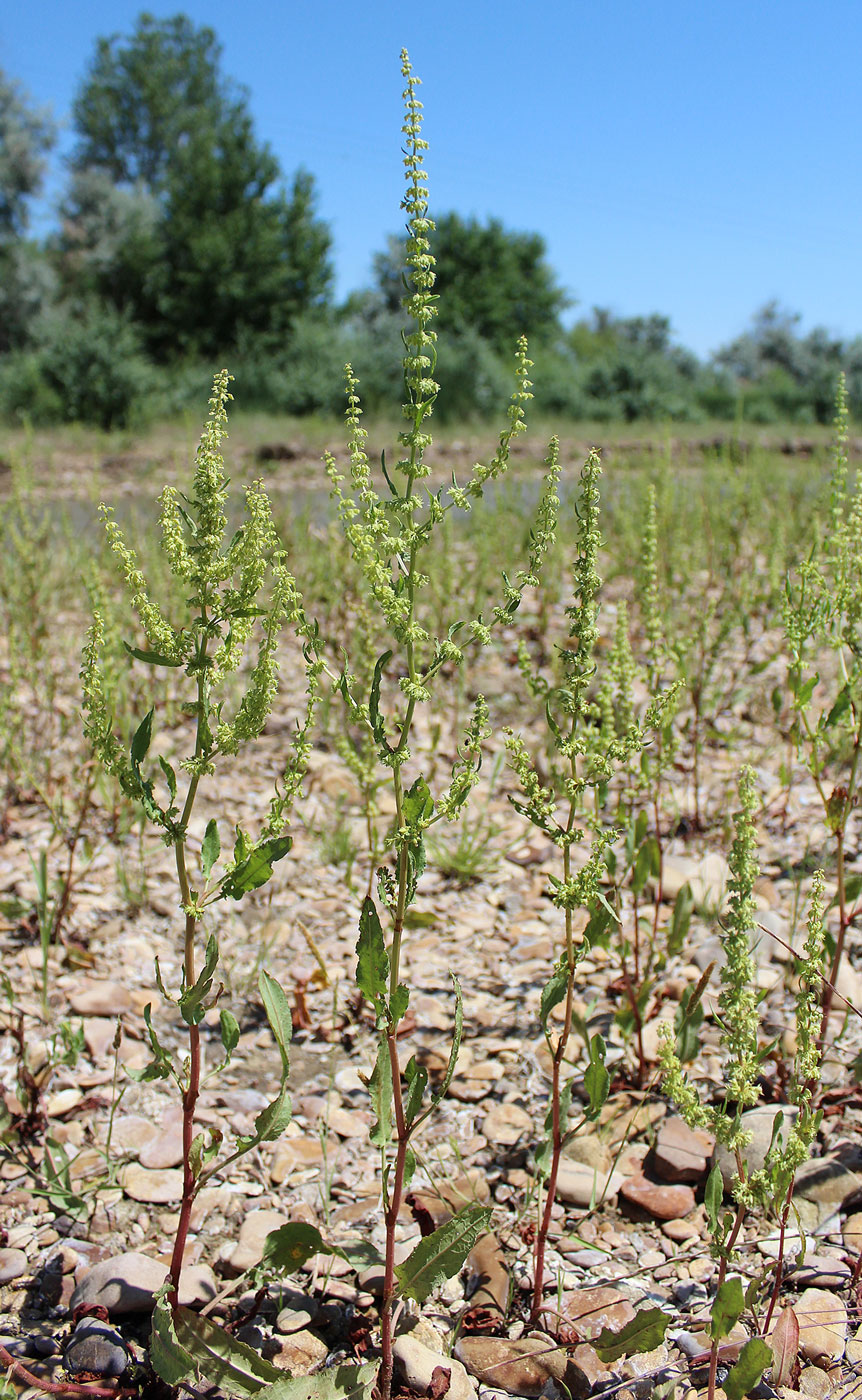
2;13;861;432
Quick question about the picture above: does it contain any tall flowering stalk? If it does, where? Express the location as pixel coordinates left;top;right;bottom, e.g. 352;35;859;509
82;373;319;1357
323;52;563;1400
659;767;824;1400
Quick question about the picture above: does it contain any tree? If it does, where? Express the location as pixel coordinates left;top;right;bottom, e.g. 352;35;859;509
64;13;333;358
372;212;567;356
714;302;850;423
0;72;56;352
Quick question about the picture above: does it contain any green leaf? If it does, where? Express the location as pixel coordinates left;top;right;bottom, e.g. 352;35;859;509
220;835;293;900
124;643;184;667
356;897;389;1022
150;1292;195;1387
403;1056;429;1128
131;708;154;765
172;1306;281;1396
236;1086;292;1152
220;1009;240;1059
710;1276;745;1342
723;1337;773;1400
260;970;292;1073
403;775;434;827
126;1003;174;1082
825;684;852;728
593;1307;670;1363
632;838;658;897
264;1362;378;1400
158;756;178;805
540;959;569;1036
668;882;695;956
584;1033;610;1117
368;1039;393;1148
394;1205;492;1303
704;1162;724;1236
432;973;464;1106
188;1127;222;1179
389;982;410;1025
178;934;219;1025
201;819;221;882
260;1223;382;1279
369;650;393;745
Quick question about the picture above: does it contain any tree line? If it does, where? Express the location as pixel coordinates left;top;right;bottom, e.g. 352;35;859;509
2;13;860;430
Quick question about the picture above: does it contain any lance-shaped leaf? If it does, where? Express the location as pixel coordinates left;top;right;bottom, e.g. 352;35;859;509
150;1292;195;1387
394;1205;492;1303
369;650;393;745
723;1337;773;1400
368;1039;393;1147
178;934;219;1025
265;1362;378;1400
403;1056;429;1129
710;1276;745;1342
220;1009;240;1060
131;708;154;765
593;1307;670;1364
201;819;221;882
668;882;695;956
584;1033;610;1117
235;1086;292;1153
124;644;184;667
770;1306;799;1388
356;897;389;1023
260;970;292;1073
171;1306;281;1396
704;1162;724;1236
431;973;464;1107
126;1004;174;1082
540;959;569;1037
219;835;293;900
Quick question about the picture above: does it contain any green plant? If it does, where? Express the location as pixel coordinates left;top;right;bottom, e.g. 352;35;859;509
659;766;825;1400
80;370;321;1384
783;373;862;1048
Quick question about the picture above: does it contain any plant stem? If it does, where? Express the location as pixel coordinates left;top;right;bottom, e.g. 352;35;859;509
379;1028;409;1400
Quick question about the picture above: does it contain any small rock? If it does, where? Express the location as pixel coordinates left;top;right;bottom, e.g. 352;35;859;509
227;1209;289;1275
566;1343;615;1397
139;1108;184;1170
792;1253;851;1289
109;1116;158;1155
794;1151;862;1217
394;1335;474;1400
797;1364;837;1397
466;1233;509;1314
481;1102;533;1146
662;1218;700;1243
843;1211;862;1250
178;1264;218;1308
270;1138;325;1184
64;1320;129;1378
846;1319;862;1366
554;1161;625;1207
276;1294;319;1333
652;1117;714;1183
560;1287;636;1340
620;1172;695;1220
795;1287;847;1361
67;979;132;1016
0;1248;28;1283
70;1252;169;1315
120;1164;184;1204
273;1328;329;1372
455;1335;572;1397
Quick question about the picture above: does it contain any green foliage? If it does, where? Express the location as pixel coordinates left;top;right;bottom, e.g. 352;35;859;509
372;212;567;357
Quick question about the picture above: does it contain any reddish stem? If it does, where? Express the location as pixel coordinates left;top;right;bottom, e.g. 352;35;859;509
0;1342;134;1399
378;1030;409;1400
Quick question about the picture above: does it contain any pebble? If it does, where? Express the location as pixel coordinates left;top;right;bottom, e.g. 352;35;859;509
225;1209;290;1274
619;1172;696;1220
560;1286;636;1340
466;1232;509;1314
67;979;132;1016
109;1116;158;1155
792;1253;851;1289
481;1102;533;1146
652;1117;714;1183
63;1320;129;1378
275;1294;319;1333
69;1252;216;1314
272;1328;329;1372
270;1137;325;1184
554;1161;625;1207
0;1249;28;1283
843;1210;862;1249
69;1252;169;1314
455;1335;573;1398
394;1334;474;1400
795;1288;847;1361
120;1164;184;1204
138;1107;184;1170
662;1217;700;1243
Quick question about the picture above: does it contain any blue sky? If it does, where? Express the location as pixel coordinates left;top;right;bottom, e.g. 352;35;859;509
3;0;860;358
